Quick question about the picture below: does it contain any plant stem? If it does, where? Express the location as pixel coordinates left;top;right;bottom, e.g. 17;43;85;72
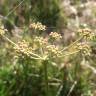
56;84;63;96
61;37;82;52
2;35;17;46
67;81;77;96
5;0;25;18
58;50;80;58
43;60;49;96
2;35;43;59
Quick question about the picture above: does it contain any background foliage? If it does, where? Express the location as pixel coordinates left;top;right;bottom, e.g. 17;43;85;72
0;0;96;96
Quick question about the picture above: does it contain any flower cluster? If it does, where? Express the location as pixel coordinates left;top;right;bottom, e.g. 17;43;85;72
0;26;7;35
29;22;46;31
34;36;48;46
74;42;91;56
77;28;94;40
49;32;62;40
46;45;62;57
13;40;33;57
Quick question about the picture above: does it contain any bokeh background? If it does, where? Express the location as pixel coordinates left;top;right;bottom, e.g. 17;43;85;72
0;0;96;96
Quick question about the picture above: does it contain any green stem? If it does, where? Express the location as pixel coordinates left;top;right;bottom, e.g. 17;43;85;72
61;37;82;52
59;50;80;58
2;35;17;46
2;35;43;59
43;60;49;96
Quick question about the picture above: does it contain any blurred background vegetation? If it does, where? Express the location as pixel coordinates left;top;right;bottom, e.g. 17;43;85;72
0;0;96;96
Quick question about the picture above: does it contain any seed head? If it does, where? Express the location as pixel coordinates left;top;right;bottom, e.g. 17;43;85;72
46;45;62;57
29;22;46;31
49;32;62;40
74;42;91;56
14;40;33;57
0;26;7;35
34;36;48;46
78;28;94;40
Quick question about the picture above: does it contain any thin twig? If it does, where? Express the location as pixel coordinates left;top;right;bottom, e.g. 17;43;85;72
5;0;25;18
59;50;80;58
81;62;96;74
2;35;43;59
2;35;17;46
61;37;82;52
56;84;63;96
67;81;77;96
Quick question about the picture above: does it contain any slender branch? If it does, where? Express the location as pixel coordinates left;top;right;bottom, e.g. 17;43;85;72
2;35;17;46
59;50;80;58
81;61;96;74
5;0;25;18
56;84;63;96
64;50;80;56
43;60;49;96
61;37;82;52
67;81;77;96
2;35;43;59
